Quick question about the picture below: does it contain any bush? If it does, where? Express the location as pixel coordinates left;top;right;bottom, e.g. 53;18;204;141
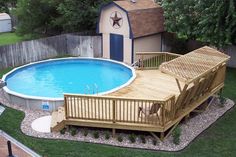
60;128;66;135
140;135;146;144
152;139;158;146
128;134;136;143
93;131;99;139
172;126;181;145
117;135;123;142
219;96;226;107
83;129;88;137
70;127;78;136
104;132;110;140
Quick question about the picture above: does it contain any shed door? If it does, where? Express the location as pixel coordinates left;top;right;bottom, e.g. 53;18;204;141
110;34;123;62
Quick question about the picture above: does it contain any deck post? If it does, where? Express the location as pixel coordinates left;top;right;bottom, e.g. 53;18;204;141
219;88;223;97
160;104;165;127
112;128;116;138
160;132;164;141
184;113;190;122
64;96;68;119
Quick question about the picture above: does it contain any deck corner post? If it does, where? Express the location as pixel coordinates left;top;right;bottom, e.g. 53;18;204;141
161;104;165;127
112;128;116;138
219;88;223;97
64;96;68;119
160;132;164;141
184;113;190;122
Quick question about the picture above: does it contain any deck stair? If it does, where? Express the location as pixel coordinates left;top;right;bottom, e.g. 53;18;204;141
50;107;66;132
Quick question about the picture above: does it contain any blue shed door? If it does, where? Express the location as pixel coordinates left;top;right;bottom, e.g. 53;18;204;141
110;34;123;62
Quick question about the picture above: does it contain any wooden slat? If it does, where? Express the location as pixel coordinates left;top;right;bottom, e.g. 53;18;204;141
159;46;230;84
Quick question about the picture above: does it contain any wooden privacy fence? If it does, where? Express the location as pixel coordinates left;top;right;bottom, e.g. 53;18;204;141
64;94;176;128
135;52;181;70
0;34;101;69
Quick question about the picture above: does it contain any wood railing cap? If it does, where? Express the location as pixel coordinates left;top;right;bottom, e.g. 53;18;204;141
136;52;182;57
64;93;175;104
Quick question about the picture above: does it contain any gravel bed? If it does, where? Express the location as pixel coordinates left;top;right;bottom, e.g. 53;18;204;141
0;89;234;151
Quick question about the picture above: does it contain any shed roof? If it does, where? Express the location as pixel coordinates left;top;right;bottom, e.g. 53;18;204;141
113;0;165;38
114;0;159;11
0;13;11;21
159;46;230;84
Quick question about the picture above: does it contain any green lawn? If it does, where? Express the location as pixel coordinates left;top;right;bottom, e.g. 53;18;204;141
0;32;24;46
0;67;13;78
0;68;236;157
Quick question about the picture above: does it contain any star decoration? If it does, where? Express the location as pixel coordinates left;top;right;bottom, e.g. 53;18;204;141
110;12;122;28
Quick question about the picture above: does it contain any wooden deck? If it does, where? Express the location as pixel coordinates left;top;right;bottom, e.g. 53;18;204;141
51;47;230;140
107;70;184;100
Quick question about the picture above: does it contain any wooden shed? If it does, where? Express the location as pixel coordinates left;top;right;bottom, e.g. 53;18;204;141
0;13;12;33
97;0;164;64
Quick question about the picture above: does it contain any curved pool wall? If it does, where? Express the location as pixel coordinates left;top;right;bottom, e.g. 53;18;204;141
2;57;136;111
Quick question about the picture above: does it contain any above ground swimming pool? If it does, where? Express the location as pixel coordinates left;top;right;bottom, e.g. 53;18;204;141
2;58;136;101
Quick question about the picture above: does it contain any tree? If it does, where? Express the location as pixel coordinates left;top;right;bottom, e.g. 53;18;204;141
14;0;111;36
0;0;17;13
196;0;236;47
0;2;8;13
161;0;236;48
15;0;61;36
54;0;111;33
161;0;198;40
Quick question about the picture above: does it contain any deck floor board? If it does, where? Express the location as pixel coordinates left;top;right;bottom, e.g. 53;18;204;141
107;70;184;100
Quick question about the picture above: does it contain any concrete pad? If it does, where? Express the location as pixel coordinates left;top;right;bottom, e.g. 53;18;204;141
31;116;51;133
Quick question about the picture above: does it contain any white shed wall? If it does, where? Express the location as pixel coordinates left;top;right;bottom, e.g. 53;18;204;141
0;19;12;33
134;34;162;61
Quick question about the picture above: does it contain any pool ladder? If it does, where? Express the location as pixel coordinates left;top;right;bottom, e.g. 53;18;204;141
84;83;99;95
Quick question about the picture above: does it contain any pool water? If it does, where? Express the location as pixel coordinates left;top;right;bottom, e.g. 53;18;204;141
4;59;134;98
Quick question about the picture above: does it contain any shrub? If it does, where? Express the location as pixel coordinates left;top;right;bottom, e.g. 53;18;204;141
70;127;78;136
93;131;99;139
117;135;123;142
83;129;88;137
128;134;136;143
60;128;66;135
152;139;157;146
219;96;226;107
172;126;181;145
140;135;146;144
104;132;110;140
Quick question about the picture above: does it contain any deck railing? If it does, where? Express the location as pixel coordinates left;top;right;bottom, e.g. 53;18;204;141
136;52;181;70
64;94;176;127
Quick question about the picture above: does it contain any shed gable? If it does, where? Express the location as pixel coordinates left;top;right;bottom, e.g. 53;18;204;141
98;4;131;38
0;13;11;21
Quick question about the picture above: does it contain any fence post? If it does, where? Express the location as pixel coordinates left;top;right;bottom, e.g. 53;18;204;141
7;141;14;157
